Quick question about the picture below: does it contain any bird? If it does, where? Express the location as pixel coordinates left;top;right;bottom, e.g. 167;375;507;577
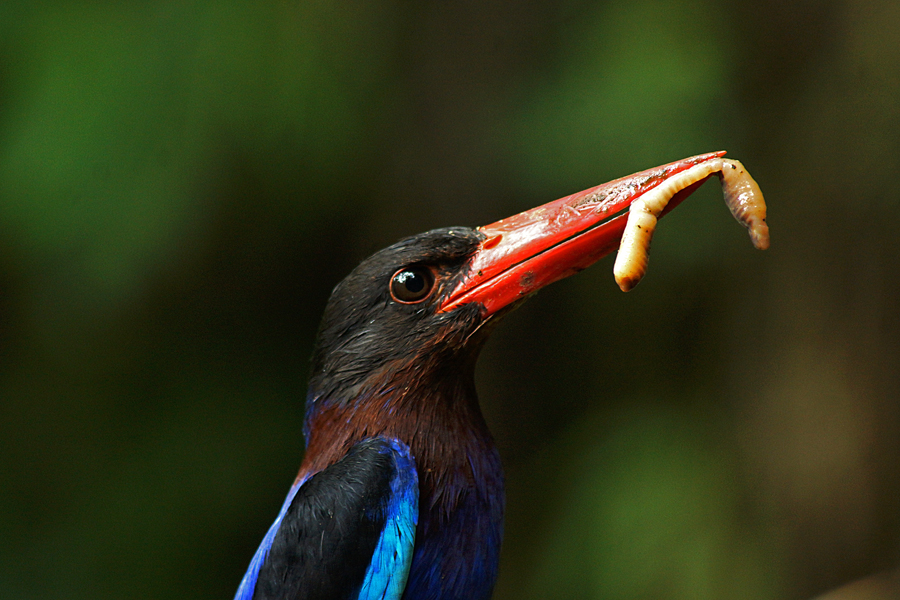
233;152;748;600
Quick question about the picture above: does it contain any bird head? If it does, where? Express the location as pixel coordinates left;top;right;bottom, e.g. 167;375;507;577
307;152;728;411
309;226;488;405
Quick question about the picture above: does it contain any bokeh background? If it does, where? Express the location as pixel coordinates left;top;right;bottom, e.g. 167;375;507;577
2;1;899;599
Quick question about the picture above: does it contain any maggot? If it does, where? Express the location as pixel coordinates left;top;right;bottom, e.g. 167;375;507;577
613;157;769;292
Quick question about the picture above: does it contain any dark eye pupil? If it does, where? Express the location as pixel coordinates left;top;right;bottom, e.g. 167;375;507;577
391;267;434;303
397;270;424;292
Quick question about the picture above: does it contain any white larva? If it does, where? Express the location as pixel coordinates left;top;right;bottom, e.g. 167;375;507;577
613;158;768;292
719;159;769;251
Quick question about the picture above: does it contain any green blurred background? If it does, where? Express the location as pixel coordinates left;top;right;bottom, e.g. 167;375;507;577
1;1;898;599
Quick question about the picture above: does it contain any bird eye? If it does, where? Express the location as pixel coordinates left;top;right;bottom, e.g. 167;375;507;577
390;266;435;303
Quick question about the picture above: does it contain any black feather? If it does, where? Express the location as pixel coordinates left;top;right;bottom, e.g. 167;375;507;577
253;439;399;600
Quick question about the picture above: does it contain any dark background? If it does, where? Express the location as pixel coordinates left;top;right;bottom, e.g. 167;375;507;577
1;1;898;599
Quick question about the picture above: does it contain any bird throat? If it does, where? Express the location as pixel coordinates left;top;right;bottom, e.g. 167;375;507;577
300;361;505;599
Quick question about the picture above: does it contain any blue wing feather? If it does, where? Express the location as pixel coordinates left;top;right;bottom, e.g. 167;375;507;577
233;476;308;600
357;441;418;600
234;438;418;600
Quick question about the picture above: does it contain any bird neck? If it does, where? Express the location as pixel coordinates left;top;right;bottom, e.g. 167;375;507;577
301;359;506;600
300;361;501;518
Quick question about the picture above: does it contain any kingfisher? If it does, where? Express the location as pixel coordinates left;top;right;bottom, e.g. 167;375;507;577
234;152;760;600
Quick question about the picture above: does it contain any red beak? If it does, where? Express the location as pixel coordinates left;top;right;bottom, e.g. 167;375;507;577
439;151;727;316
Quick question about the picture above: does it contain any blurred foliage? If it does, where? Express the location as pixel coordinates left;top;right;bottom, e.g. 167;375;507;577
1;1;899;599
